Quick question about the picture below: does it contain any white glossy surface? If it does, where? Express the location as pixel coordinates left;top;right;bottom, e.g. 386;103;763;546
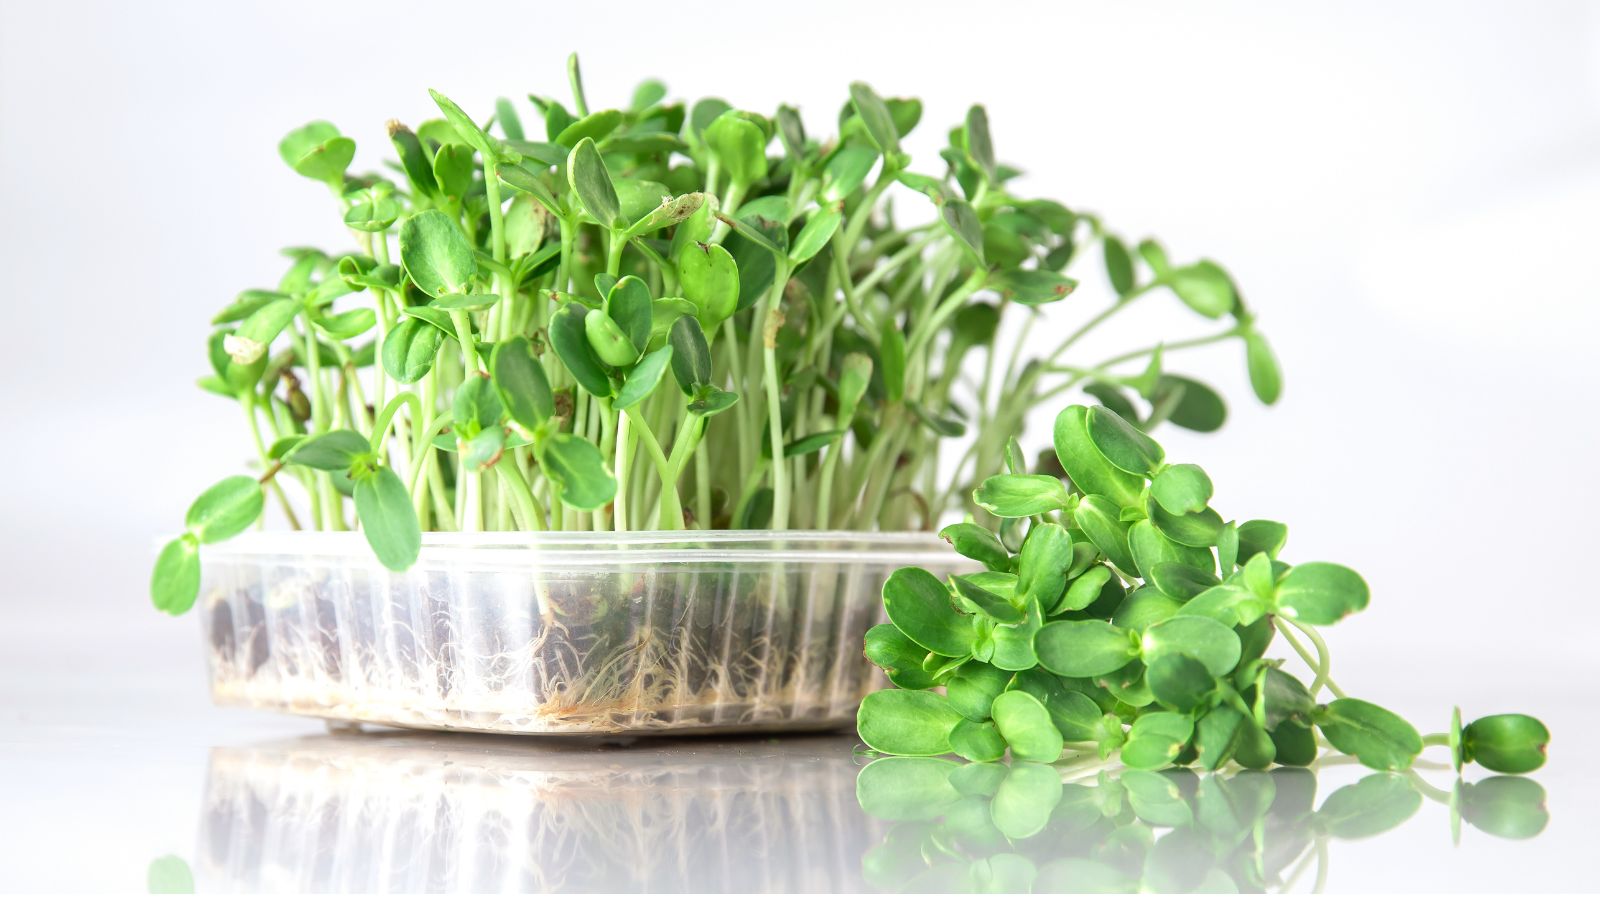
1;619;1595;892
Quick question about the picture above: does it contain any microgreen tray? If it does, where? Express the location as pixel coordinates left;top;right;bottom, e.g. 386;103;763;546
199;530;962;735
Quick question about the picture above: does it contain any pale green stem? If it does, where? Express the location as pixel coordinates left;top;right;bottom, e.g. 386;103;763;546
625;408;681;529
721;318;753;477
694;445;712;528
855;231;941;296
369;391;421;454
495;454;547;530
243;395;302;530
614;411;631;531
1278;619;1347;699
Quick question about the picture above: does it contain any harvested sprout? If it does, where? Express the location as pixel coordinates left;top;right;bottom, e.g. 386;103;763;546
857;403;1549;774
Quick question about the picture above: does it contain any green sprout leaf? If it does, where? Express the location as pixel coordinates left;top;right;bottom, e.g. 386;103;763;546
388;122;439;199
848;81;901;156
550;304;613;397
1085;405;1164;477
1014;523;1072;612
946;661;1013;721
1141;615;1241;678
857;690;963;756
461;428;504;471
184;475;265;543
1035;620;1139;678
1159;375;1228;433
993;269;1077;306
704;110;770;186
973;474;1071;518
1121;712;1194;770
627;191;707;238
497;162;565;216
150;535;201;615
1245;331;1282;404
677;241;740;332
1461;714;1550;774
989;599;1044;671
605;276;653;357
940;199;986;266
1236;519;1288;560
352;466;421;571
1072;494;1137;574
1314;698;1423;771
278;121;354;187
1146;562;1218;601
313;307;377;340
883;566;974;658
668;316;712;394
567;137;623;228
790;205;842;265
1260;668;1316;730
400;210;477;297
431;293;499;311
428;89;495;160
1274;562;1369;625
490;337;554;430
1053;406;1143;509
1146;496;1224;549
1192;705;1245;770
1103;236;1135;296
864;623;939;690
381;318;444;384
949;718;1008;763
286;430;368;471
1150;464;1213;515
453;376;505;431
537;433;616;510
614;345;673;409
1145;653;1217;713
556;108;624;147
1128;519;1213;580
991;690;1064;762
1166;260;1235;319
951;575;1024;624
1058;565;1114;614
964;104;996;182
939;523;1011;572
826;147;880;201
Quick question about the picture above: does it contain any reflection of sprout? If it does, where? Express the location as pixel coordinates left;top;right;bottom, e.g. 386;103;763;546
855;757;1549;893
197;733;871;892
1455;776;1550;841
146;855;194;894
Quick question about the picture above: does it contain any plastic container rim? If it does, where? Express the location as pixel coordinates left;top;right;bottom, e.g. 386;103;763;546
198;528;959;567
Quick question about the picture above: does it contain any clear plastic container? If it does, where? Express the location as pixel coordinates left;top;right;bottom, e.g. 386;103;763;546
199;531;962;736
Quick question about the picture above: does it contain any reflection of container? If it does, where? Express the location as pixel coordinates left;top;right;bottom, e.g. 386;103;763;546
198;733;876;892
200;531;961;735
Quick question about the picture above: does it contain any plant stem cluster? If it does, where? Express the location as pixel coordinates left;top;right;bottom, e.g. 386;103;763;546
152;55;1276;614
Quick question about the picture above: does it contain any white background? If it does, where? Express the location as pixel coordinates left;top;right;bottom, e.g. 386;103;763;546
2;1;1598;891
